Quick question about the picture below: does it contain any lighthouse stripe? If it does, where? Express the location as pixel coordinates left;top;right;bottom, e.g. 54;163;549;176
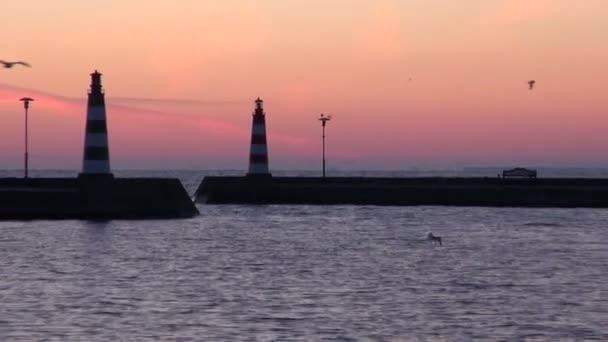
88;95;105;107
253;115;265;124
249;154;268;163
85;120;108;133
251;135;267;144
83;160;111;173
248;163;269;174
87;106;106;121
249;144;267;155
252;124;266;135
84;133;109;147
84;146;109;160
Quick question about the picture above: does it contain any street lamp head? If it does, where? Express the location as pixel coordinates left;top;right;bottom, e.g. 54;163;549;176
19;97;34;109
319;113;332;126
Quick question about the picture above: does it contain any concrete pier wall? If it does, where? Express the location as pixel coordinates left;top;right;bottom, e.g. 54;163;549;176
0;178;199;220
195;176;608;208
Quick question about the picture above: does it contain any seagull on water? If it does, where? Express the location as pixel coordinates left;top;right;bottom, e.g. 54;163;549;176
528;80;536;90
0;60;31;69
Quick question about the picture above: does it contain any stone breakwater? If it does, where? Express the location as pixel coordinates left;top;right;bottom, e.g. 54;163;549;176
195;176;608;207
0;177;199;220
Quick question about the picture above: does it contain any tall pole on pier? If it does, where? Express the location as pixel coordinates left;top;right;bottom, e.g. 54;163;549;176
319;113;331;178
19;97;34;178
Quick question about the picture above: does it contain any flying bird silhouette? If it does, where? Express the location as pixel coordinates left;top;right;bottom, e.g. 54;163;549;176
528;80;536;90
0;60;31;69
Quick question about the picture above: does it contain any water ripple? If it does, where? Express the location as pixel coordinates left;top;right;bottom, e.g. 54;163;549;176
1;204;607;340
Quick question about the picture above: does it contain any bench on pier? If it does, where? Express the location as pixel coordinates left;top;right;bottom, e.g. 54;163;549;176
502;168;537;179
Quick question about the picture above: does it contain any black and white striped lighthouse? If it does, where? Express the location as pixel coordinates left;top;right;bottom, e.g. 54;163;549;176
247;97;271;176
80;70;112;178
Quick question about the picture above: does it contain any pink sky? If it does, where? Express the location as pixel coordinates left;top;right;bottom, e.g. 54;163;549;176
1;0;607;170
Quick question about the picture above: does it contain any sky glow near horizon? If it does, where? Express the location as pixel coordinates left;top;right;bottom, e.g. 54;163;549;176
1;0;607;170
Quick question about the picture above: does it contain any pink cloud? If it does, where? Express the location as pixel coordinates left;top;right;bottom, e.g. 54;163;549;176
0;84;314;169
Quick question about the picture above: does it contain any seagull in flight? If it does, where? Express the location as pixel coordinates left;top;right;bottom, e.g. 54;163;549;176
0;60;31;69
528;80;536;90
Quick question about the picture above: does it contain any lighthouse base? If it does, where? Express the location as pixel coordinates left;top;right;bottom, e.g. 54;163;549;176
78;173;115;180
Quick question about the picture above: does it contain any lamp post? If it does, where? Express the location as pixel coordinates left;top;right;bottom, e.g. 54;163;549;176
19;97;34;178
319;113;331;178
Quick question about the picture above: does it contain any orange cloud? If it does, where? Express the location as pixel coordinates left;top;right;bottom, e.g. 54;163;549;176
480;0;569;25
357;1;405;64
137;2;272;97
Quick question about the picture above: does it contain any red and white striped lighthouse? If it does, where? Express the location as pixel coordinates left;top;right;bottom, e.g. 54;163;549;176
80;70;112;178
247;97;271;176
